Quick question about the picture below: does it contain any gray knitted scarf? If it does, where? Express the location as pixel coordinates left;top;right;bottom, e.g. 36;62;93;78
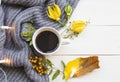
0;0;79;82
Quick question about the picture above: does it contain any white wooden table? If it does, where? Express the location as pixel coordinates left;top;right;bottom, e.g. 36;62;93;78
48;0;120;82
55;0;120;55
48;56;120;82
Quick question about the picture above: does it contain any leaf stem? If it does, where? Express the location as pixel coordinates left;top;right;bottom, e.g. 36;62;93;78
57;20;65;27
65;15;70;24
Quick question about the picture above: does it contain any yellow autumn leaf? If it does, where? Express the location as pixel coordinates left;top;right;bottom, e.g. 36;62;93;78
64;58;84;80
64;56;100;80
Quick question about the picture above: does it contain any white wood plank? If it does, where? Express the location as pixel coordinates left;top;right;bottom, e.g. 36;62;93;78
55;26;120;55
70;0;120;25
47;56;120;82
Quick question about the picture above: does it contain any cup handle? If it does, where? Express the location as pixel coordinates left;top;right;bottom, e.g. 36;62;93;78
61;39;71;45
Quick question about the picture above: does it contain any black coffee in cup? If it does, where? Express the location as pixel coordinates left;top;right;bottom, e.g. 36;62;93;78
35;31;59;53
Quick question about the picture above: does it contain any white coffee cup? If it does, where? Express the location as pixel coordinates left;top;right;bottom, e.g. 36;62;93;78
32;27;70;55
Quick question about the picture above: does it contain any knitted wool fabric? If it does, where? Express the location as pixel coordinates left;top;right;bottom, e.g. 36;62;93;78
0;0;80;82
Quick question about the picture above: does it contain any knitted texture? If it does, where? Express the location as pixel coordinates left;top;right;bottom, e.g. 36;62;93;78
0;0;80;82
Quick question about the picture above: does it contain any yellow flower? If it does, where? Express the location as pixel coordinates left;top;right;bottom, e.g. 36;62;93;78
71;20;86;33
64;58;83;80
47;3;61;21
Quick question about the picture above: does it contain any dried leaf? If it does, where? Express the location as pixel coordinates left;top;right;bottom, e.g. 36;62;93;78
52;70;60;80
64;56;100;80
73;56;100;77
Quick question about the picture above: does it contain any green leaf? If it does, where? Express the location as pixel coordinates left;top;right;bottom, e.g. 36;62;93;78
22;31;28;37
63;35;68;39
29;41;33;46
69;35;73;39
30;28;35;33
26;38;31;42
29;32;33;38
30;20;34;24
31;28;35;31
48;69;53;76
66;28;71;33
22;22;36;46
61;60;65;79
52;70;60;80
46;59;53;67
27;23;33;29
61;60;65;68
62;75;65;79
29;29;35;37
